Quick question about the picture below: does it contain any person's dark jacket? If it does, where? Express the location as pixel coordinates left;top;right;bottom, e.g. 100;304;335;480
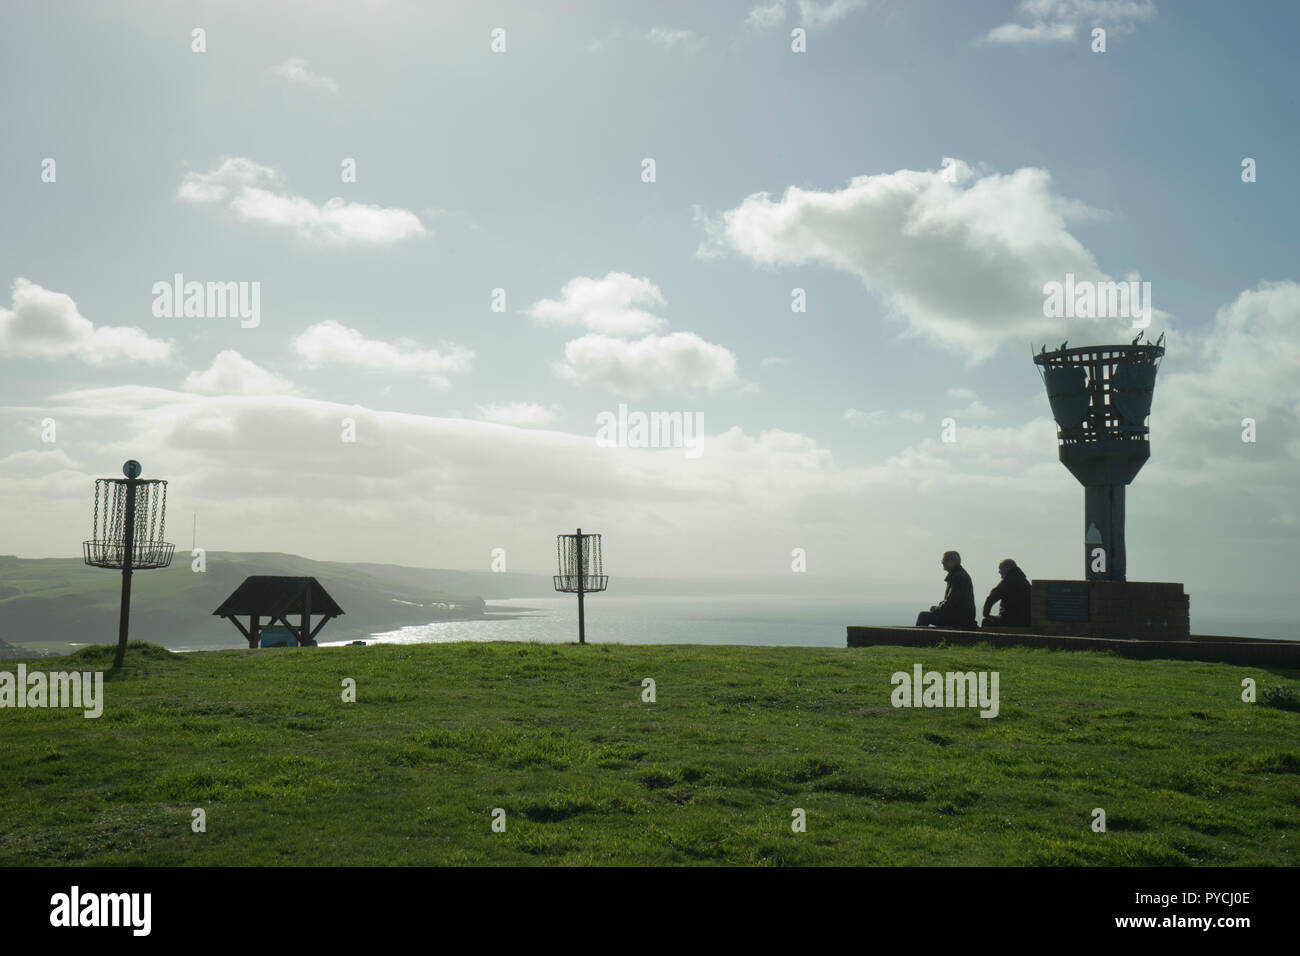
934;564;977;628
983;565;1031;626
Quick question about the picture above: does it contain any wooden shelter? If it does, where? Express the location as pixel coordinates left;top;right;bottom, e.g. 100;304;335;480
213;576;344;648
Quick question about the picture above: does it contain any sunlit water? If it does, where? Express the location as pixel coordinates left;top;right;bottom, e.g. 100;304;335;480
314;594;1297;648
319;595;924;648
149;594;1295;653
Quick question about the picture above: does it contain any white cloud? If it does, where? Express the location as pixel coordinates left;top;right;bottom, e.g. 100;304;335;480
984;0;1156;44
476;402;558;427
177;157;426;244
760;356;790;370
745;1;787;32
531;274;743;396
647;27;702;48
745;0;865;31
554;332;739;397
184;350;301;396
0;447;80;477
883;417;1062;479
844;408;887;425
953;399;993;419
1153;281;1300;475
11;388;850;576
844;407;926;426
944;388;993;419
293;320;473;387
0;279;171;365
985;21;1077;43
797;0;867;28
527;273;668;336
698;158;1145;363
267;58;338;94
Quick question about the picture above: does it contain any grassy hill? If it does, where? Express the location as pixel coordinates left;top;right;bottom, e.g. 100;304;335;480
1;640;1296;865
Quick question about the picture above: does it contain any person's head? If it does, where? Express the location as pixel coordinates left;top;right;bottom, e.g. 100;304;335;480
941;551;961;571
997;558;1017;577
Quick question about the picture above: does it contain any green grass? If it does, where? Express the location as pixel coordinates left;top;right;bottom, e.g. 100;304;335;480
1;640;1297;865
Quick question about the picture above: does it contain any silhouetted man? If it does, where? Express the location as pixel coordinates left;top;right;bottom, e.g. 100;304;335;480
915;551;976;629
982;558;1031;628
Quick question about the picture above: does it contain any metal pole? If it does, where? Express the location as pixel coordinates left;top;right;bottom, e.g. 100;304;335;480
1084;485;1126;582
302;582;312;646
576;527;585;645
112;476;137;670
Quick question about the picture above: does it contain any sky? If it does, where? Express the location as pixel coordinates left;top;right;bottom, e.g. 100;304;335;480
1;0;1297;612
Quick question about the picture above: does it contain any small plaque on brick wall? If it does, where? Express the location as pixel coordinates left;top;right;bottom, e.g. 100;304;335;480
1045;581;1090;621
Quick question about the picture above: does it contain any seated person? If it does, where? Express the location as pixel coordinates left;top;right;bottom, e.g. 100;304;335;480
982;558;1031;628
915;551;977;629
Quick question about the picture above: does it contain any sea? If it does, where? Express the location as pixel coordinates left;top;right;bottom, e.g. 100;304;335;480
315;594;1298;648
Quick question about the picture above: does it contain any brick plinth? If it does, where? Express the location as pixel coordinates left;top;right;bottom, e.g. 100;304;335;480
1029;580;1189;640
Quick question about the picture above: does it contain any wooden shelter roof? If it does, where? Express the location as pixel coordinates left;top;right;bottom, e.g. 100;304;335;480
212;576;344;619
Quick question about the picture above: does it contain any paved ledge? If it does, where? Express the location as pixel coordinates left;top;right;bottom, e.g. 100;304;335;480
846;625;1300;668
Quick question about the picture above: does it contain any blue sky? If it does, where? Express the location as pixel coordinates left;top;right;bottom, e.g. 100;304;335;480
1;1;1297;618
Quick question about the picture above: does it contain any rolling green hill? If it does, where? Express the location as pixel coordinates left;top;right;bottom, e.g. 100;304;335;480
0;552;552;652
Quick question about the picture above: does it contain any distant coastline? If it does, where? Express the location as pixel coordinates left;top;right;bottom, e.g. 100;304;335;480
2;551;1294;656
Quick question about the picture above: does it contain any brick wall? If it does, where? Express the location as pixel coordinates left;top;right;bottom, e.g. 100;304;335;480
1029;580;1190;640
845;625;1300;666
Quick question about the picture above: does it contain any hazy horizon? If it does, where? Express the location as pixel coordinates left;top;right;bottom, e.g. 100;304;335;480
1;545;1295;599
2;548;1292;643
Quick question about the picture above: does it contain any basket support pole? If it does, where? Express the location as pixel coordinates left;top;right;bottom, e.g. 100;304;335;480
112;476;137;670
576;527;586;645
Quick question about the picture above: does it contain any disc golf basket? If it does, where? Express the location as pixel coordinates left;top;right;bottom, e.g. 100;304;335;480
553;528;608;645
82;460;175;669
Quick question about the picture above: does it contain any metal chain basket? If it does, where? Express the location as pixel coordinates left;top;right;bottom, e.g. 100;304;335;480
554;531;608;593
83;477;175;569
